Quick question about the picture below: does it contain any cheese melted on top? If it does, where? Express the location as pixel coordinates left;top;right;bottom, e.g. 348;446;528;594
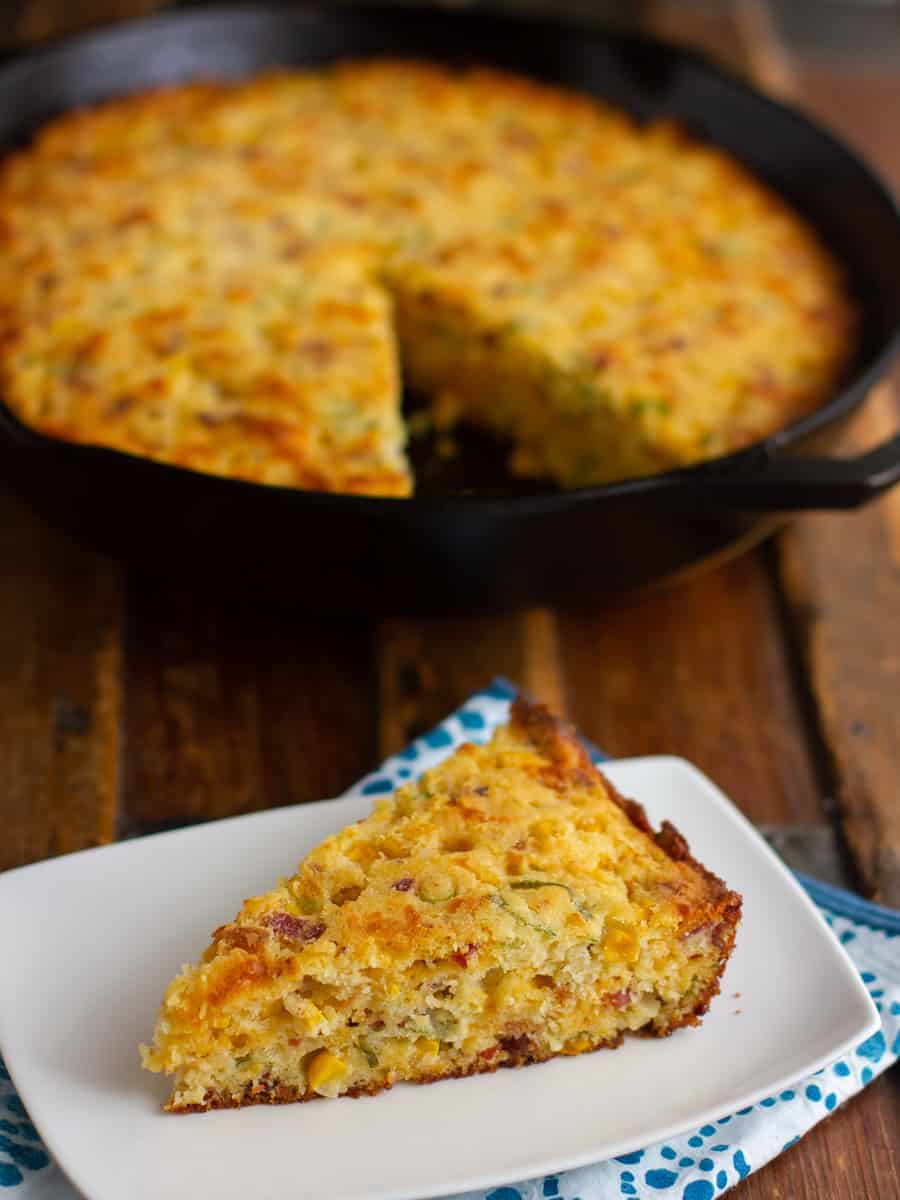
0;63;855;492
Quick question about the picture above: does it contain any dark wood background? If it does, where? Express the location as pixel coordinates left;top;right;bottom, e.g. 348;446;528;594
1;2;897;1196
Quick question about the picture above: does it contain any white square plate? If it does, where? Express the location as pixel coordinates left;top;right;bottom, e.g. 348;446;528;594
0;757;877;1200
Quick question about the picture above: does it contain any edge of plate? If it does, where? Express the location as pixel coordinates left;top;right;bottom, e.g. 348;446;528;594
0;756;882;1200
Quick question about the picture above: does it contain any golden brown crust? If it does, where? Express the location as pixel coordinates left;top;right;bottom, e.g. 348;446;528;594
0;61;855;494
510;697;738;876
504;697;742;1024
509;695;594;771
167;970;737;1113
168;1031;628;1112
144;697;742;1112
168;957;736;1113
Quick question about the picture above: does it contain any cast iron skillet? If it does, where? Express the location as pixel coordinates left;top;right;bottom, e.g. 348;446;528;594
0;3;898;614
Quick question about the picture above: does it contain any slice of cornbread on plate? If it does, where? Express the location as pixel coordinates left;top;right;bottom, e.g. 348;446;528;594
141;698;741;1111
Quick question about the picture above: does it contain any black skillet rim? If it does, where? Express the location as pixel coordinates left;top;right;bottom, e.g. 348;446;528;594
0;1;898;520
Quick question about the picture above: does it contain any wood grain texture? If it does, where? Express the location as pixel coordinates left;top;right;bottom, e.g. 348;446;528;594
776;389;900;906
666;5;900;1196
120;579;376;836
13;0;165;44
0;4;895;1199
376;608;565;757
0;492;121;871
735;1072;900;1200
645;0;750;72
608;8;900;1191
735;0;900;906
558;553;824;826
793;64;900;195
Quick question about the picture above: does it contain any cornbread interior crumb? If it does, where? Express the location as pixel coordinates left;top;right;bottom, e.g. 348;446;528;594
0;62;855;494
141;698;741;1111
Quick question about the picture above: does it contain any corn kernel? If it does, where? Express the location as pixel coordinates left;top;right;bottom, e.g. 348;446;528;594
379;833;408;860
416;1037;440;1058
418;869;456;902
306;1049;348;1094
530;818;560;842
290;999;323;1033
493;974;524;1009
563;1035;593;1055
602;919;640;964
505;850;527;876
394;790;416;817
469;860;502;886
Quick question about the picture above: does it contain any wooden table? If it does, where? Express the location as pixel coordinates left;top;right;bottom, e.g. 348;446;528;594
2;1;898;1196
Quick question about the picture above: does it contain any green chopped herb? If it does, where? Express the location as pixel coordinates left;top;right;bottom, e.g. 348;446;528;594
357;1039;378;1069
509;878;592;918
629;398;671;417
492;891;556;938
429;1008;458;1039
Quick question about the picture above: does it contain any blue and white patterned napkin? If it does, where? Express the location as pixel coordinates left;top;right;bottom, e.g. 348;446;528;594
2;679;898;1199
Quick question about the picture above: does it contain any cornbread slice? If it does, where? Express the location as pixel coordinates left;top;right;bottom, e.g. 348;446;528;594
0;61;854;493
141;699;741;1111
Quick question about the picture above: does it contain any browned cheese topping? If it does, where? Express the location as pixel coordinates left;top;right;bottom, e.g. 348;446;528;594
0;63;855;493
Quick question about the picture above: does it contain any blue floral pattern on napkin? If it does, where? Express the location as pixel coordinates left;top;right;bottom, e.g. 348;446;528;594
2;679;898;1197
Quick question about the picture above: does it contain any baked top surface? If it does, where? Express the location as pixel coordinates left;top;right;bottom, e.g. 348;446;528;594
141;698;741;1110
0;61;855;493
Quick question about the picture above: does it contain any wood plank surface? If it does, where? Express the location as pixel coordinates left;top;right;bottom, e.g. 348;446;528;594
376;608;565;756
559;553;825;826
120;579;377;837
11;0;164;44
776;390;900;906
734;0;900;906
0;3;896;1199
0;493;122;871
634;5;900;1198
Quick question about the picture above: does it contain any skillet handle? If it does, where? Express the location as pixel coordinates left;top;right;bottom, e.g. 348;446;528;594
674;433;900;511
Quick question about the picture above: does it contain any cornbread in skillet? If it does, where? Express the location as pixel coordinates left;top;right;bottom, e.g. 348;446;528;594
141;698;741;1111
0;62;855;492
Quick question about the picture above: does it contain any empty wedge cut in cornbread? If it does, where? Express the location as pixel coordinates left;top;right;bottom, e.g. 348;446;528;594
141;699;741;1111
